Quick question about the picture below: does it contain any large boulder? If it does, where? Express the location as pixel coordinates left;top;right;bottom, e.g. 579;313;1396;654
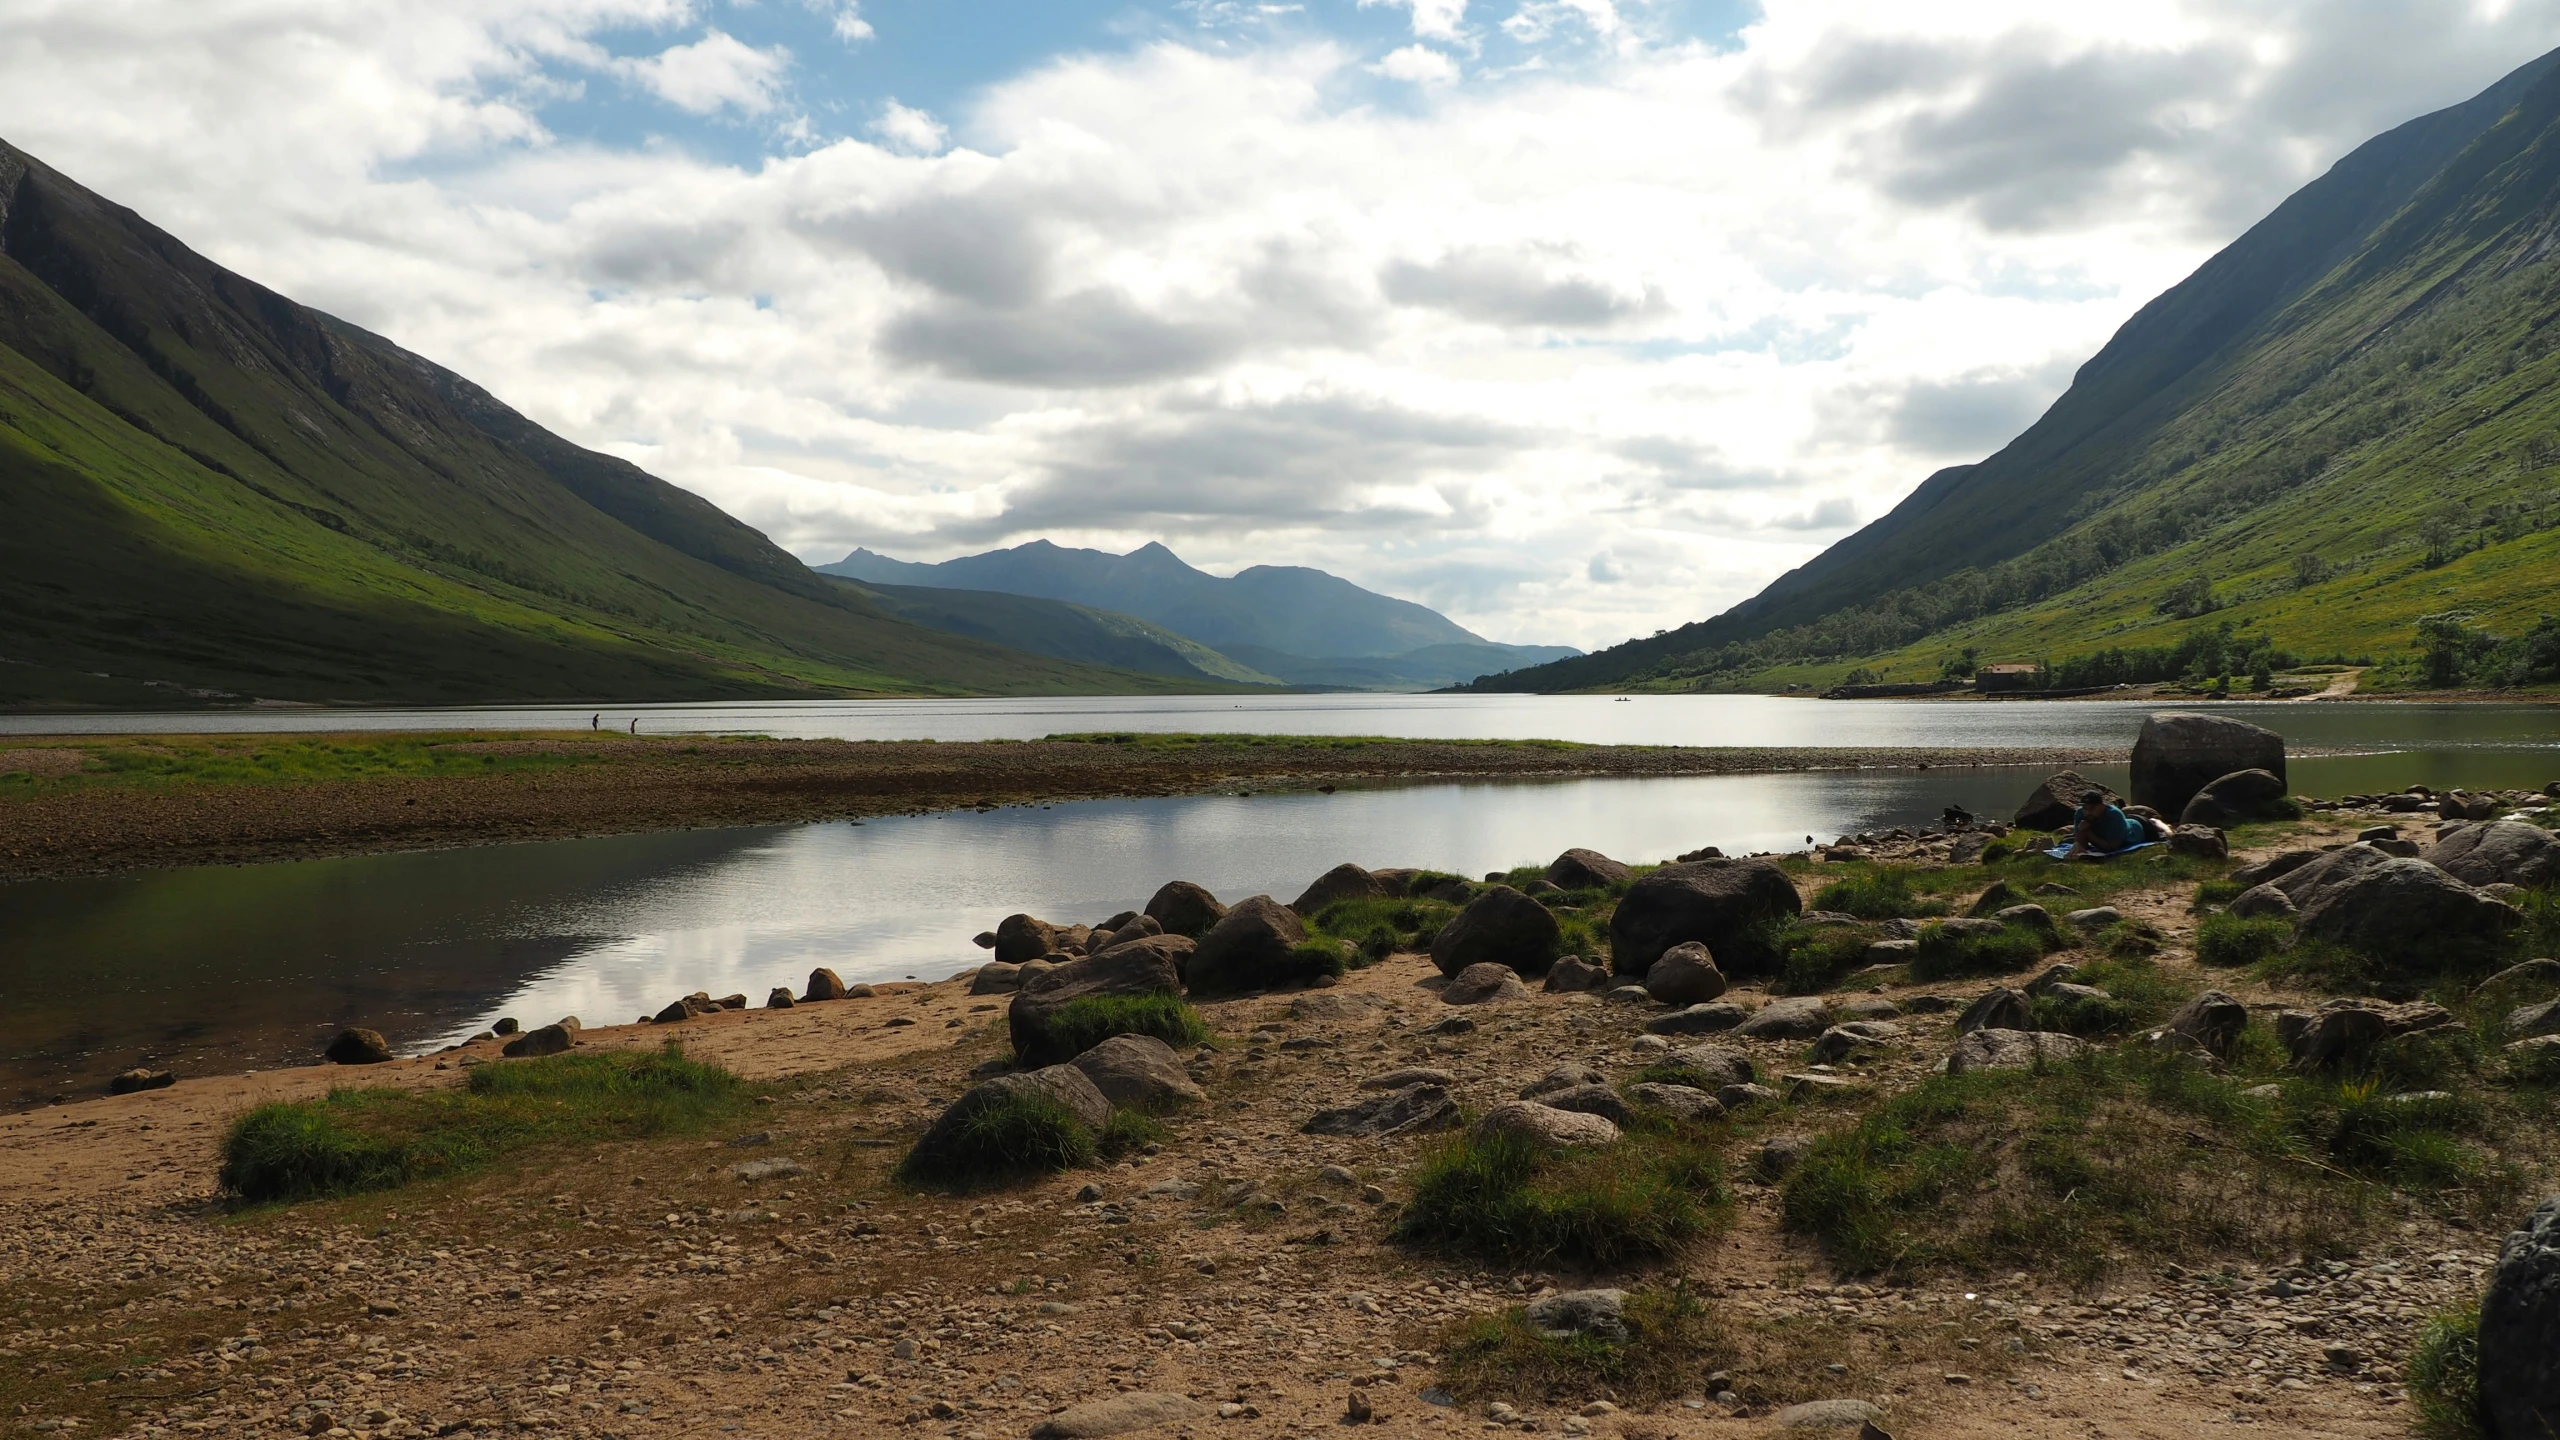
1069;1034;1205;1112
803;968;853;1002
1608;858;1802;976
1544;955;1612;993
1735;995;1831;1040
1648;1044;1755;1090
2014;770;2118;832
1090;913;1163;954
1008;941;1186;1064
1184;896;1314;995
905;1065;1112;1176
325;1028;394;1065
1291;863;1391;917
2180;769;2291;828
1473;1101;1620;1149
1947;1029;2089;1074
2479;1195;2560;1440
1535;1083;1635;1126
2167;824;2229;860
501;1019;579;1058
2292;858;2520;964
1955;986;2031;1035
2160;990;2248;1059
1144;881;1227;939
2277;998;2463;1068
2231;849;2327;888
1644;1001;1752;1035
1545;848;1632;891
1642;942;1728;1006
2430;821;2560;890
993;913;1064;965
1429;886;1562;978
1442;962;1531;1005
2131;713;2286;818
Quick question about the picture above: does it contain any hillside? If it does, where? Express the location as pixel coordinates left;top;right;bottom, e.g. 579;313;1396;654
0;140;1191;708
822;541;1578;686
1478;48;2560;694
832;580;1284;685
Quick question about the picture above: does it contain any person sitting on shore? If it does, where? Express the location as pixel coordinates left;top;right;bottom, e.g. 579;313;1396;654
2062;790;2147;859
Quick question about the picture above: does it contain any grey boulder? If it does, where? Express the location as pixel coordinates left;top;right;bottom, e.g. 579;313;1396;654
1646;1044;1755;1090
1429;886;1562;978
993;913;1063;965
2131;712;2287;818
907;1066;1112;1175
1303;1084;1460;1138
1736;995;1831;1040
1545;848;1632;890
1144;881;1227;938
2015;770;2118;831
1030;1391;1210;1439
1009;941;1187;1065
2429;821;2560;889
1185;896;1313;996
1526;1288;1628;1341
1442;961;1531;1005
1644;1001;1752;1035
1472;1101;1620;1148
1291;862;1392;917
1069;1034;1205;1112
1625;1082;1725;1121
1643;942;1729;1006
2161;990;2249;1058
1607;857;1802;976
1543;955;1612;993
1946;1029;2089;1074
1534;1083;1635;1125
2292;858;2519;963
2480;1195;2560;1440
2180;768;2291;828
1521;1063;1606;1098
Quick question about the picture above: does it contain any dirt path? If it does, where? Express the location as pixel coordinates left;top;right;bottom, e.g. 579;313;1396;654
0;735;2111;881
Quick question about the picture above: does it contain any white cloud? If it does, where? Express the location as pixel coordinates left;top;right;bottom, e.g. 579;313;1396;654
616;29;790;115
1374;43;1462;85
868;99;948;153
4;1;2560;649
1362;0;1470;42
806;0;873;44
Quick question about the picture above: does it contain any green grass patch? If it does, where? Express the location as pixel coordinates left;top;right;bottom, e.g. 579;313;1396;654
2030;956;2187;1037
2407;1304;2485;1440
1014;994;1211;1067
1907;919;2049;981
1811;867;1949;920
2192;878;2250;909
1098;1108;1170;1158
1438;1286;1732;1405
1307;894;1461;965
895;1088;1098;1188
1396;1119;1727;1267
1774;923;1880;995
218;1045;753;1204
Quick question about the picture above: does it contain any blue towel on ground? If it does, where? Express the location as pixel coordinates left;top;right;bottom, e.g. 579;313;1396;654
2041;840;2163;861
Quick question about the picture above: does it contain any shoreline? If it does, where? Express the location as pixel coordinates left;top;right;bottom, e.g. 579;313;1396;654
0;733;2121;882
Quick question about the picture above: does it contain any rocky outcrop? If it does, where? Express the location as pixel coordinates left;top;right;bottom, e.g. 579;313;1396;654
1008;943;1187;1064
1144;881;1227;939
2180;768;2290;828
993;913;1063;965
2430;821;2560;889
2014;770;2117;831
1429;886;1562;977
2479;1195;2560;1440
325;1028;393;1065
1184;896;1312;995
2131;712;2286;818
1946;1028;2089;1074
1608;858;1801;976
1442;962;1531;1005
2292;857;2520;963
1290;863;1391;917
1642;942;1728;1006
1545;848;1632;890
1473;1101;1620;1148
1068;1034;1205;1112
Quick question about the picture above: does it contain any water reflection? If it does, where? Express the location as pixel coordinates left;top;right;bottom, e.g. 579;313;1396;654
0;750;2551;1104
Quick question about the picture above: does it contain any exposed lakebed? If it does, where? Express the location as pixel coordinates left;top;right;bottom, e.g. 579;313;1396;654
3;730;2554;1105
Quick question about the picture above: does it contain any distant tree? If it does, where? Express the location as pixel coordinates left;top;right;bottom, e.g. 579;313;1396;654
2291;552;2334;589
1938;646;1980;681
2156;574;2217;619
2249;657;2273;691
2419;513;2467;568
2416;612;2498;688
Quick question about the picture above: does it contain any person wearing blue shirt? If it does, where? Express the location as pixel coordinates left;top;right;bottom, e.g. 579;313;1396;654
2064;790;2148;859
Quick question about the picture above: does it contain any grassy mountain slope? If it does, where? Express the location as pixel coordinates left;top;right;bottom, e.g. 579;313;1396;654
0;139;1185;707
1480;49;2560;694
833;579;1284;685
1221;641;1583;690
823;541;1497;659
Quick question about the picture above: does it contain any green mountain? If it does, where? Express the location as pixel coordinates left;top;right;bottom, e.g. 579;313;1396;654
821;541;1579;687
1479;49;2560;694
0;139;1200;708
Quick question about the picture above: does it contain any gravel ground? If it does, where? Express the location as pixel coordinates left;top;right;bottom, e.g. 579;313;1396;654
0;814;2519;1440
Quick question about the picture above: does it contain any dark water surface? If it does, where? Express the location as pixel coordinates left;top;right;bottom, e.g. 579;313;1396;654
4;740;2554;1105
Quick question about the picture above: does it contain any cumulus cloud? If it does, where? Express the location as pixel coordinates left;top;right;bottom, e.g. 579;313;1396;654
868;99;947;153
5;1;2560;648
1374;43;1462;85
616;30;791;115
805;0;873;44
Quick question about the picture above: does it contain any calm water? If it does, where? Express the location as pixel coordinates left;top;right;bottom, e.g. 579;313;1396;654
3;742;2553;1105
3;693;2555;755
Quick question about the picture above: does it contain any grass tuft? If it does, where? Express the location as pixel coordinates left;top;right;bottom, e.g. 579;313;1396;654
895;1090;1097;1188
218;1045;752;1205
1811;867;1950;920
1015;994;1210;1067
1396;1121;1726;1267
2406;1304;2485;1440
1438;1287;1732;1405
1907;919;2048;981
1098;1108;1169;1159
2196;913;2292;968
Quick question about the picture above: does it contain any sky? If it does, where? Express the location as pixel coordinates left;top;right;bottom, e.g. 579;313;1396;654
5;2;2560;649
